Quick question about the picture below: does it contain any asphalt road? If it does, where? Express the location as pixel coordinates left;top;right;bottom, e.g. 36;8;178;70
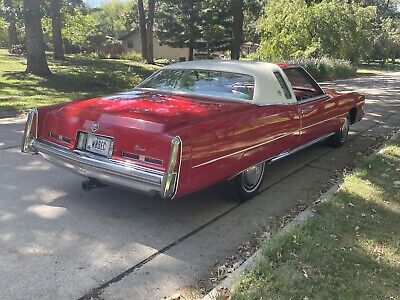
0;72;399;300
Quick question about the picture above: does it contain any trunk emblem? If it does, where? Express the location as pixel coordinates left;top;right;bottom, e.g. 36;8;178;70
134;145;146;152
91;122;99;133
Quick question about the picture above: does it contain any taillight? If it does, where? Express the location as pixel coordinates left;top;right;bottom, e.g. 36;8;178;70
21;108;38;153
161;136;182;198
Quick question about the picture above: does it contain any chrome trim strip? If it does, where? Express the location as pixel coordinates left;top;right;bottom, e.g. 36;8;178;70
269;132;334;163
192;132;294;169
228;132;335;180
161;136;182;199
31;139;165;196
301;113;347;131
171;136;183;200
296;94;332;104
21;108;38;153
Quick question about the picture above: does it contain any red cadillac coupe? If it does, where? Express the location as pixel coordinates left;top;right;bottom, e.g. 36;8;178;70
21;60;364;201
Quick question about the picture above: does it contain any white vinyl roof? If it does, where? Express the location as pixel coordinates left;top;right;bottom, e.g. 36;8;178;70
163;60;297;105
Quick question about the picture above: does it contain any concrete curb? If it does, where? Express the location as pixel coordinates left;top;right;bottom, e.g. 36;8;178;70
202;130;399;300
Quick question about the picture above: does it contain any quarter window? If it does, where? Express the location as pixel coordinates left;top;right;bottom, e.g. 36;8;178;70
273;71;292;100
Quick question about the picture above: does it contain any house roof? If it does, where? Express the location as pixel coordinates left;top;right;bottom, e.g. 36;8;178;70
121;29;139;40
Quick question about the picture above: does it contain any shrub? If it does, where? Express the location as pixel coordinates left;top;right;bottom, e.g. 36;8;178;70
289;57;357;81
245;54;357;81
120;52;142;62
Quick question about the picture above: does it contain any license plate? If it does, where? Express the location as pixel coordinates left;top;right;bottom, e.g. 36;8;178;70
85;134;113;157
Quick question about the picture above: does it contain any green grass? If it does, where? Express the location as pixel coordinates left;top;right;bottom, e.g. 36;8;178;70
358;62;400;73
233;137;400;299
0;49;158;113
356;68;385;76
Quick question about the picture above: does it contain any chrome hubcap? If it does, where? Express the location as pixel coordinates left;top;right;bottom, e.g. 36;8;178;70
340;118;349;142
242;162;264;192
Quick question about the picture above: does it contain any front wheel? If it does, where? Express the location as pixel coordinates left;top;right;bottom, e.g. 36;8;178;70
328;115;350;147
227;161;265;202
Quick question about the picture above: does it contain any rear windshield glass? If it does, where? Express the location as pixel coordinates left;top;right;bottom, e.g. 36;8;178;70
137;69;255;101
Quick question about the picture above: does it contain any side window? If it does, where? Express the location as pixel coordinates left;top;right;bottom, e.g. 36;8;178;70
283;67;324;101
273;71;292;100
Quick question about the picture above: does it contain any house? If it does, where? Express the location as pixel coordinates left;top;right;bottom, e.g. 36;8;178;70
122;29;190;61
122;29;259;61
241;42;259;55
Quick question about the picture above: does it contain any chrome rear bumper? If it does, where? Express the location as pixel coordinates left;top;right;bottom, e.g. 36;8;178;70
31;139;166;197
21;109;182;198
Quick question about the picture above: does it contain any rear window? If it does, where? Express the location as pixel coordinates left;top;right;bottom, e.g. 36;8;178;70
137;69;255;101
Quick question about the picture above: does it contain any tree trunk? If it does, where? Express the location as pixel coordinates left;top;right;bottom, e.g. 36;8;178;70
23;0;52;76
146;0;156;64
189;47;194;61
392;51;396;64
188;0;195;61
138;0;148;61
50;0;65;60
230;0;244;60
4;0;18;49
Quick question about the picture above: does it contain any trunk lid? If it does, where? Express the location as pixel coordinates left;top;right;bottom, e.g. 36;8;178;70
38;90;253;169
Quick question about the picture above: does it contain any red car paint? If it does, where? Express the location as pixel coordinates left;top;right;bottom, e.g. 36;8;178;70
35;66;364;198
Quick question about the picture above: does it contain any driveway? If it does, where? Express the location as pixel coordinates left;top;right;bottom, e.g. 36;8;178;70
0;72;399;300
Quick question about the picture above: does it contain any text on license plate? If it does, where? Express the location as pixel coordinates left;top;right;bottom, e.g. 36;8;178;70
85;134;113;157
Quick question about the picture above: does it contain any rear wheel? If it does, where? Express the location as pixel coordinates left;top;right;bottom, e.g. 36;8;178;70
227;162;265;202
328;114;350;147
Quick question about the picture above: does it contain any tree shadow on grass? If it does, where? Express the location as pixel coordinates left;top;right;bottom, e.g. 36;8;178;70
1;57;157;105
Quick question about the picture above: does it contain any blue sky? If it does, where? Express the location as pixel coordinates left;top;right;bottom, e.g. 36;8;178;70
85;0;102;7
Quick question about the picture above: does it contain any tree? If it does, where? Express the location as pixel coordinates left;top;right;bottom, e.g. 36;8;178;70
23;0;51;76
157;0;201;60
62;8;97;49
375;17;400;63
157;0;231;60
243;0;266;44
3;0;19;49
137;0;147;61
137;0;156;63
50;0;64;59
257;0;313;60
94;0;136;38
230;0;244;59
146;0;155;63
0;17;8;47
256;0;376;63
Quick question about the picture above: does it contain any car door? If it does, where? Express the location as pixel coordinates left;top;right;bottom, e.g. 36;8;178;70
282;67;337;145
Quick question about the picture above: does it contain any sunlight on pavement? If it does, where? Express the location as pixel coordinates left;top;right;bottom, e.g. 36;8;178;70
26;204;68;219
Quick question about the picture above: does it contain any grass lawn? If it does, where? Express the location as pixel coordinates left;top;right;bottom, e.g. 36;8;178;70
357;62;400;76
0;48;158;113
356;68;385;76
233;137;400;299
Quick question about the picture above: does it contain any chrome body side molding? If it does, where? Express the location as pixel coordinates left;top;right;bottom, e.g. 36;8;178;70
229;132;334;180
268;132;334;164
